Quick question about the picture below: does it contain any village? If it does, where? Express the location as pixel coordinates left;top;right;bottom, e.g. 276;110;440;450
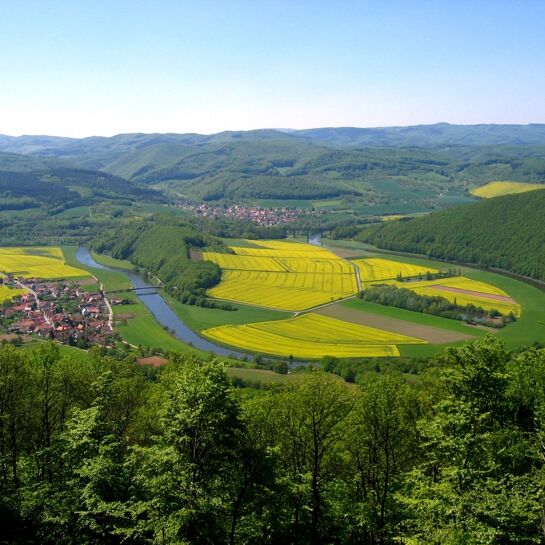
176;200;319;226
0;275;117;348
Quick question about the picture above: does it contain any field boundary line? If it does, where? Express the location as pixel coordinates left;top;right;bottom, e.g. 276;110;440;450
208;292;359;315
324;239;545;293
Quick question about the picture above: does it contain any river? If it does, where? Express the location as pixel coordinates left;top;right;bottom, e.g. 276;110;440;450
75;247;251;360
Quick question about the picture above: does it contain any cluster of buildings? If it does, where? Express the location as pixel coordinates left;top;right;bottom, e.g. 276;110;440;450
0;276;115;347
177;201;317;226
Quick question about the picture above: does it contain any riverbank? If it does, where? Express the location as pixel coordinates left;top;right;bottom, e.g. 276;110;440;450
70;246;261;362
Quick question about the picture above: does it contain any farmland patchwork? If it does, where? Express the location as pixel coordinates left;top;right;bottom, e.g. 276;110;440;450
201;241;522;359
205;240;358;311
203;313;426;359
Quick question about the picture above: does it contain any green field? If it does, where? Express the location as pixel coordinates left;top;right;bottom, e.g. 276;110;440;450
323;238;378;254
341;299;485;358
338;247;545;355
312;199;346;209
351;203;433;215
164;294;290;332
112;294;195;353
341;299;485;336
20;339;90;360
62;241;545;362
130;203;186;215
462;269;545;350
54;206;91;218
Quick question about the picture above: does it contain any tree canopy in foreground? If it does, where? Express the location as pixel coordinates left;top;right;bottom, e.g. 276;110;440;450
1;337;545;544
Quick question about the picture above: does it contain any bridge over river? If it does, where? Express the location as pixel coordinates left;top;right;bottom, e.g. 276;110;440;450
74;247;303;364
103;286;158;295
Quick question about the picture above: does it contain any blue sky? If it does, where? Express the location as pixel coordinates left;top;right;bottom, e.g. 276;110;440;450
1;1;545;136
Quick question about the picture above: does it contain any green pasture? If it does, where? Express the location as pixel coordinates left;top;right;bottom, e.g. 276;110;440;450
163;293;290;332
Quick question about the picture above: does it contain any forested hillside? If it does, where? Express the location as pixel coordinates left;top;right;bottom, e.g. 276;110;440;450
3;127;545;212
92;215;222;298
40;138;545;206
0;153;163;245
1;339;545;544
355;189;545;279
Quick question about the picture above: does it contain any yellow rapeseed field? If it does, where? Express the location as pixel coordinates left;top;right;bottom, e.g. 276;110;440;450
0;247;88;279
248;240;332;252
0;285;26;303
470;181;545;199
230;239;339;259
377;276;521;317
230;247;337;259
275;257;354;274
387;276;506;296
206;240;358;310
203;252;286;271
355;258;438;282
202;313;426;359
207;270;357;310
381;215;407;221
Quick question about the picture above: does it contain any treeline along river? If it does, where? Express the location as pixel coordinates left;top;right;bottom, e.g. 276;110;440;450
75;247;251;359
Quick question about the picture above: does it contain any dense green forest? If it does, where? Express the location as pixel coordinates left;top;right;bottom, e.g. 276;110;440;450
0;153;163;245
92;216;223;300
354;189;545;280
1;339;545;544
0;153;160;207
195;217;288;240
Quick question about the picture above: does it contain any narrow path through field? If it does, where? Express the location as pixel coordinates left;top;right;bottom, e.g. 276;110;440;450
209;291;360;315
315;303;476;344
428;284;516;303
293;292;359;316
349;258;362;291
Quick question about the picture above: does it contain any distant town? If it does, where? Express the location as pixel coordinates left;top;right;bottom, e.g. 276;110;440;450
176;201;320;226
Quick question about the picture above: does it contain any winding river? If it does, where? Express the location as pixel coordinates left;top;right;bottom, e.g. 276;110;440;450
75;247;251;360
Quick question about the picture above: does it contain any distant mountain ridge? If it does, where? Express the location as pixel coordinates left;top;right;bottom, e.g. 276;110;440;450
2;123;545;209
296;123;545;147
3;123;545;155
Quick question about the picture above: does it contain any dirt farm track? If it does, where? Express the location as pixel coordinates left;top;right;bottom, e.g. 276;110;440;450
315;303;476;344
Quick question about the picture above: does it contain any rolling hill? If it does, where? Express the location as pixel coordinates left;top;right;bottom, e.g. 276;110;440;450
0;152;161;208
0;152;164;245
354;190;545;280
1;124;545;213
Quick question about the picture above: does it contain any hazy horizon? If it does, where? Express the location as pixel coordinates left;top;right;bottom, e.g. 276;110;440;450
3;120;545;140
2;1;545;137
